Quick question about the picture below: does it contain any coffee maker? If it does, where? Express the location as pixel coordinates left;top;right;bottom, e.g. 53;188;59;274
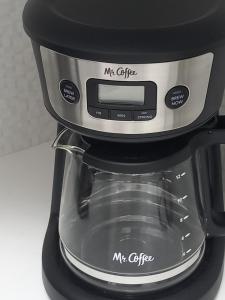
23;1;225;299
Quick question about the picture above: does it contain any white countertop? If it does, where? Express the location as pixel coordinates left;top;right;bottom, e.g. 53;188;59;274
0;143;224;300
0;143;53;300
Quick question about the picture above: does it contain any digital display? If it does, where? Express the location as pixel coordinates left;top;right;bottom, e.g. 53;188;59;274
98;84;145;105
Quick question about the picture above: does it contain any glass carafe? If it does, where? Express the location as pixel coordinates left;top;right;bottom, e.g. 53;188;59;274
53;124;225;293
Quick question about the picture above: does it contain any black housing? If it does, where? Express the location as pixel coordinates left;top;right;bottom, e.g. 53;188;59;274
23;0;225;142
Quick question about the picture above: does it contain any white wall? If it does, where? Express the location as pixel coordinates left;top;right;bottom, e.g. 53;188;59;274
0;0;55;156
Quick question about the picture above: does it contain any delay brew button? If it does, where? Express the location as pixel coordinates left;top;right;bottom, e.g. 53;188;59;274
110;110;132;121
165;86;189;109
134;110;156;121
88;107;109;119
59;80;80;104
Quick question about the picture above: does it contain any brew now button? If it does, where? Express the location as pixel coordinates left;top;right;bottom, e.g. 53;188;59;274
110;110;132;121
165;86;189;109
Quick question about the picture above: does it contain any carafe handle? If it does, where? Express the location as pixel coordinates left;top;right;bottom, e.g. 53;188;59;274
191;118;225;237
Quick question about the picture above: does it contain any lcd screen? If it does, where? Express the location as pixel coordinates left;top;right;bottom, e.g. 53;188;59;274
98;84;145;105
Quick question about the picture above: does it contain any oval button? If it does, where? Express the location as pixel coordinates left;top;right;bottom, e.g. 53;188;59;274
59;80;80;104
165;86;189;109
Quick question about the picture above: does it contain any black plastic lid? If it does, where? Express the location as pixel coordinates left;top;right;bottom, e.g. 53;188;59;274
23;0;225;63
83;136;191;174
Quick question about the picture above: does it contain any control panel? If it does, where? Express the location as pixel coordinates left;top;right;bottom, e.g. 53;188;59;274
41;47;213;135
86;79;157;121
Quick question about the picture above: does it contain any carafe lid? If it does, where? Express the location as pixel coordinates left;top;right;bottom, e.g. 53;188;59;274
83;135;191;174
23;0;225;63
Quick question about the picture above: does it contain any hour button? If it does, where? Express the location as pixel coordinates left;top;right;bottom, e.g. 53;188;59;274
88;107;109;119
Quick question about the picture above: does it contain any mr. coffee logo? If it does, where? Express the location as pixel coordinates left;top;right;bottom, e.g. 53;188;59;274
104;67;138;79
113;252;155;267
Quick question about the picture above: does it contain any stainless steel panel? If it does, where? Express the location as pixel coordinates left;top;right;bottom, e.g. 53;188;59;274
40;48;213;135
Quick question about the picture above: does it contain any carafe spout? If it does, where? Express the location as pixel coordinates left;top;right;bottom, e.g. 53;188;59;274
52;129;85;155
